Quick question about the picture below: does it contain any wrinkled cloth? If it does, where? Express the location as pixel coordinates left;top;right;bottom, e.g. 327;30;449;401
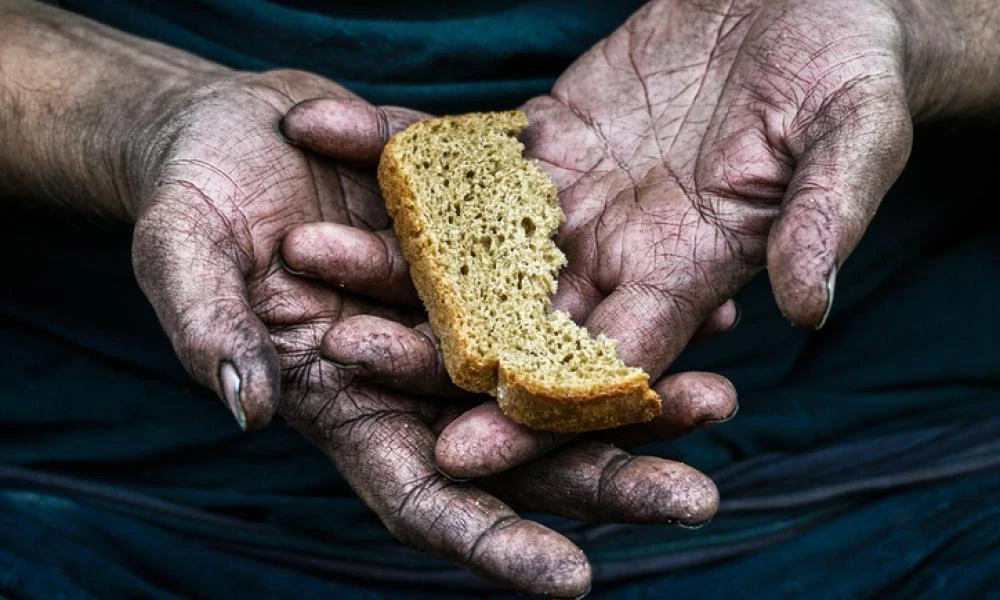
2;1;998;597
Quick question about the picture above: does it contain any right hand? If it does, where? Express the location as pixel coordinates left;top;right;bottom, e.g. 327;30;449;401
130;71;724;596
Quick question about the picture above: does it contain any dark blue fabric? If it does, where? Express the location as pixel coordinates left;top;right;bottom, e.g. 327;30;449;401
2;1;999;597
59;0;647;113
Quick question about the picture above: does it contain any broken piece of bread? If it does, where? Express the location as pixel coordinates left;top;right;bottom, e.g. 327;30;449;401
377;111;661;432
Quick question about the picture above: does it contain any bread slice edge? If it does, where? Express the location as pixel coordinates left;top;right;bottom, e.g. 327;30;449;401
498;364;661;432
378;138;498;394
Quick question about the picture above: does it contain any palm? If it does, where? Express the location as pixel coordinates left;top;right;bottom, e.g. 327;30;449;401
522;0;912;379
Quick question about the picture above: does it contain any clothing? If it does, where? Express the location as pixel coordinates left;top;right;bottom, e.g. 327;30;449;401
2;1;998;598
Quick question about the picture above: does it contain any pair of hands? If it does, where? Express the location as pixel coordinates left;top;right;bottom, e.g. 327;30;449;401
133;70;733;594
128;0;962;595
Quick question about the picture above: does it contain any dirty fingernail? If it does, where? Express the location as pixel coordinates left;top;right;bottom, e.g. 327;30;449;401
220;361;247;430
324;358;363;370
702;400;739;426
436;464;471;483
276;117;299;146
555;584;592;600
817;265;838;330
277;254;309;277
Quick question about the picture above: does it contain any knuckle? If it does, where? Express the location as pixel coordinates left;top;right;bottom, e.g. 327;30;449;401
173;297;254;354
595;449;634;508
465;514;521;566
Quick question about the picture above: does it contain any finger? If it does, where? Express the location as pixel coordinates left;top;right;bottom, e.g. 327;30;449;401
132;201;279;431
435;371;736;479
436;402;571;479
281;222;419;306
291;383;591;597
692;299;740;340
768;92;912;328
280;98;430;163
483;440;719;527
643;371;738;435
591;371;738;447
319;315;463;397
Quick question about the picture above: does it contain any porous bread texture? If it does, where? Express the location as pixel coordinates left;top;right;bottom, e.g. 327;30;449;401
378;111;661;432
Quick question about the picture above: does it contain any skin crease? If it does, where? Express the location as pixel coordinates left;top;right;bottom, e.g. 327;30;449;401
282;0;1000;482
1;2;732;595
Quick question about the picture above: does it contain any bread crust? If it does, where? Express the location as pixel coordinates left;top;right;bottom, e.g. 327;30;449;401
378;111;662;431
379;137;498;393
498;366;662;433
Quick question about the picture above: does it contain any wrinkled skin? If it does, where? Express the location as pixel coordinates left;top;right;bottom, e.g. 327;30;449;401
284;0;922;477
525;0;913;378
131;70;727;596
458;0;913;470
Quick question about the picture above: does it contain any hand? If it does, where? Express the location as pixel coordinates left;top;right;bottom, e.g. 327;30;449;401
520;0;1000;378
517;0;924;389
131;70;424;428
2;6;625;594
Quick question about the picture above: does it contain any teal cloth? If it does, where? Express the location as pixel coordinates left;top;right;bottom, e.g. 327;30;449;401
59;0;647;113
1;1;998;597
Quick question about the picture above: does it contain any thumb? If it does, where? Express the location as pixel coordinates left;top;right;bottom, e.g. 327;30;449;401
768;91;912;327
279;98;430;162
132;199;280;431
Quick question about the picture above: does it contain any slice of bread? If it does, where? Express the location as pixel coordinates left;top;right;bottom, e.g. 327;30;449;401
378;111;661;432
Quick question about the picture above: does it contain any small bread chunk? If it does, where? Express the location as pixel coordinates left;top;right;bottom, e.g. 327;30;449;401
378;111;661;432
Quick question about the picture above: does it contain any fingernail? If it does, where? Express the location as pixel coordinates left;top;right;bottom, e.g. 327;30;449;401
277;254;309;277
220;362;247;430
730;301;741;331
816;264;837;330
324;358;362;370
436;464;471;483
703;400;740;425
555;585;592;600
276;117;299;146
